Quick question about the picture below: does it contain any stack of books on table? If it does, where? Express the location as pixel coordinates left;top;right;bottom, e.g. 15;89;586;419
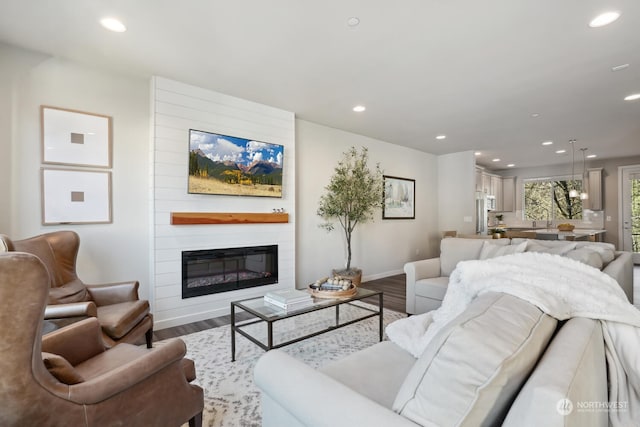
264;289;314;311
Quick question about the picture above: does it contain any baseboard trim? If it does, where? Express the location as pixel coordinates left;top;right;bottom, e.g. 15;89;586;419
154;307;230;331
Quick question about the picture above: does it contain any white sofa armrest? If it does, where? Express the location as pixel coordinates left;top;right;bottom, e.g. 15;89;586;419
254;350;418;427
603;251;633;303
404;258;441;314
405;257;442;280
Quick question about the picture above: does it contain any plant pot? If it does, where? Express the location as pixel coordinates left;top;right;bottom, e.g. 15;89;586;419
331;268;362;287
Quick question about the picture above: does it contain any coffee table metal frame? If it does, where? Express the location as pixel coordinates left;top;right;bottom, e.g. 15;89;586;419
230;288;383;361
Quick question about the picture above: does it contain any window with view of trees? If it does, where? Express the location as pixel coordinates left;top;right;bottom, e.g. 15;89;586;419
523;177;583;220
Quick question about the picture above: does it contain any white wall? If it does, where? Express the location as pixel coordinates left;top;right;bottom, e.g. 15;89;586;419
296;120;440;287
150;77;296;329
0;45;151;296
438;151;476;235
0;43;49;234
2;43;469;330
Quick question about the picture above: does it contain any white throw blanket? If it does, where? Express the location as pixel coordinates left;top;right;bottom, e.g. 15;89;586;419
386;251;640;426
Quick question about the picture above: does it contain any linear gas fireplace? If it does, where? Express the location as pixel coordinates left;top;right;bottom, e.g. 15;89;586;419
182;245;278;299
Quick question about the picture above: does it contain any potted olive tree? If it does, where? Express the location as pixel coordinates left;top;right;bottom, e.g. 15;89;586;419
317;146;383;286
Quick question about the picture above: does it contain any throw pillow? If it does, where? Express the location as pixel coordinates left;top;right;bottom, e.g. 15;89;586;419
526;242;576;255
393;293;557;427
565;248;604;270
580;244;615;265
479;240;527;260
42;352;85;385
440;238;509;276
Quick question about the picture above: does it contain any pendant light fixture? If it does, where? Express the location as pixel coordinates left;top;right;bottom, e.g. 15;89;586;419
579;148;589;200
569;140;578;198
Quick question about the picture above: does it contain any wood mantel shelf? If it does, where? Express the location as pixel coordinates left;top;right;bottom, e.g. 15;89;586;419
170;212;289;225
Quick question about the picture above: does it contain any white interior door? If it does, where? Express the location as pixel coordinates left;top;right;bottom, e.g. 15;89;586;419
619;165;640;264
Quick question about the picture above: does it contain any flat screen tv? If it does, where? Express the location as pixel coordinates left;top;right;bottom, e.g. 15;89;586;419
188;129;284;198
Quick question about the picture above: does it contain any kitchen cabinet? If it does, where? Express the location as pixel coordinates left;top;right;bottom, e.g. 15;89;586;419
586;168;603;211
475;168;517;212
490;175;502;211
476;167;493;195
501;176;516;212
482;173;491;194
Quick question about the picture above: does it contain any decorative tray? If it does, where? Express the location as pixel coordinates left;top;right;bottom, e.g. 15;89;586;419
308;283;357;299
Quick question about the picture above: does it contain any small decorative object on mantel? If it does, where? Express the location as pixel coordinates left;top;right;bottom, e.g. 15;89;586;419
317;146;383;287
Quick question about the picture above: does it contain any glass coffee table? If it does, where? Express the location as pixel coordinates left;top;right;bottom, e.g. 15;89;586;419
230;288;383;361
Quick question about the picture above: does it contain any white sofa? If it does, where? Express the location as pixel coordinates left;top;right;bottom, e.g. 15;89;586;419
255;292;608;426
405;237;634;315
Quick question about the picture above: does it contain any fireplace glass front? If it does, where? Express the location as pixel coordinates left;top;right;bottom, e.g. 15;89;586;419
182;245;278;298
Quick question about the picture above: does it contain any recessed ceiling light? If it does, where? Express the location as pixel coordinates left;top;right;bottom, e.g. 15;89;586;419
474;152;481;156
492;158;501;162
624;93;640;101
542;141;553;146
589;11;620;28
435;135;446;140
100;17;126;32
347;17;360;27
611;64;630;72
587;154;597;158
556;149;566;154
507;164;515;168
352;105;366;112
531;113;540;118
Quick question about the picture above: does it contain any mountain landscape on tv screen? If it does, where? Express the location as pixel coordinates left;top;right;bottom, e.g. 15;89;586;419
188;130;284;197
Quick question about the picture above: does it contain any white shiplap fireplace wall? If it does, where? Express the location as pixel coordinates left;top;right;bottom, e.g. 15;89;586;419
150;77;295;330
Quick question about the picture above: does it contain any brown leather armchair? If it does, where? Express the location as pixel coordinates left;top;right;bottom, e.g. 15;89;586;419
0;251;203;427
0;231;153;348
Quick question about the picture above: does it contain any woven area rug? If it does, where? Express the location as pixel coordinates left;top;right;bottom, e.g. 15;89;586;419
166;303;405;427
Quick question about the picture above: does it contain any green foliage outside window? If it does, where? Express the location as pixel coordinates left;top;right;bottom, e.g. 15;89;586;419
524;178;583;220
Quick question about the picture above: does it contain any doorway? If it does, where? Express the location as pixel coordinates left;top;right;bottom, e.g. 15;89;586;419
619;165;640;264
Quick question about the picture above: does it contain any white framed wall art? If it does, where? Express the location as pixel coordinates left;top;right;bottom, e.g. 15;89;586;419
41;106;112;168
41;168;112;225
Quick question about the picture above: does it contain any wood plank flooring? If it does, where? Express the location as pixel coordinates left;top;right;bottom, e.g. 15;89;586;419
153;274;407;341
360;274;406;313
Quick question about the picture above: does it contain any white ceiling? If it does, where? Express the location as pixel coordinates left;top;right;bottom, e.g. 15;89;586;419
1;0;639;170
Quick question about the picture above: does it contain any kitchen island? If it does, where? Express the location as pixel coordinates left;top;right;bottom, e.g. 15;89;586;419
519;228;606;242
